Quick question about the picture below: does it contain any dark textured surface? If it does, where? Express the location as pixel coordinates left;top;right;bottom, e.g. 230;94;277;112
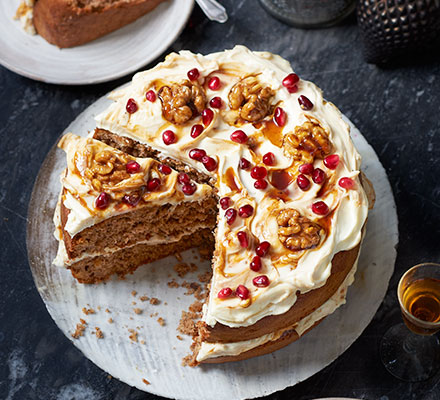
1;1;439;399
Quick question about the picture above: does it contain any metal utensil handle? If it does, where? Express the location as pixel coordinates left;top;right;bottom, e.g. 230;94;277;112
195;0;228;23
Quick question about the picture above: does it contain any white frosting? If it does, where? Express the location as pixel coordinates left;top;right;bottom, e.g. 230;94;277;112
196;257;358;362
94;46;369;329
14;0;36;35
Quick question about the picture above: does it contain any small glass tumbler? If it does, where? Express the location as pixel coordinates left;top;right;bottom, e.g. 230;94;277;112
259;0;357;28
381;263;440;381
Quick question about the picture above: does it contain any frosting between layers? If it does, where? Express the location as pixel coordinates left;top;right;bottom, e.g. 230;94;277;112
196;257;358;362
94;46;369;328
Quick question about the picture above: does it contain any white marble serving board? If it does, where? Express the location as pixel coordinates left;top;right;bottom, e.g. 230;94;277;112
26;91;398;399
0;0;194;84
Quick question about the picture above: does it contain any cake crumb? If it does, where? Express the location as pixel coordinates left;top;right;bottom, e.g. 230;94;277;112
157;317;165;326
139;295;150;302
142;378;151;385
132;301;137;305
133;308;142;315
176;335;183;341
175;252;183;262
71;319;87;339
128;329;138;342
95;327;104;339
97;306;101;311
82;307;95;315
198;271;212;283
131;290;137;297
150;312;158;318
149;297;160;305
178;300;203;337
140;340;145;345
167;279;179;288
174;262;198;277
108;318;113;324
105;308;111;313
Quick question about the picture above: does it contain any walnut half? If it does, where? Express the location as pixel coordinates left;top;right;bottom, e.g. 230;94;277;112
158;80;206;125
228;76;275;122
277;208;324;251
283;120;333;164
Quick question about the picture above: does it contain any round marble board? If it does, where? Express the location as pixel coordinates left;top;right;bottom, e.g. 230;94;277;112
27;88;398;399
0;0;194;84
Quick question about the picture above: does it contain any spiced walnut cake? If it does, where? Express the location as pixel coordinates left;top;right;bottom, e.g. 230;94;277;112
53;46;374;364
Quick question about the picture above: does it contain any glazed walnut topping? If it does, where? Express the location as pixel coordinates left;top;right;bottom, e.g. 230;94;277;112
84;149;131;191
283;120;333;164
277;209;323;251
228;76;275;122
158;80;206;125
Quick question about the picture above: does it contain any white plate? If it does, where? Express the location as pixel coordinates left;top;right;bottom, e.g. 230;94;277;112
27;90;398;399
0;0;194;85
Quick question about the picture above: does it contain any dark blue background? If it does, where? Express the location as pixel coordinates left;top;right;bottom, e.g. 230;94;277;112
1;1;439;399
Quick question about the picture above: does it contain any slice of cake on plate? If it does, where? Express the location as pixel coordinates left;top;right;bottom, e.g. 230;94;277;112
54;46;374;363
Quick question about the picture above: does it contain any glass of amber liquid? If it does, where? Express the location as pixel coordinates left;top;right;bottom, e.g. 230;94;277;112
381;263;440;381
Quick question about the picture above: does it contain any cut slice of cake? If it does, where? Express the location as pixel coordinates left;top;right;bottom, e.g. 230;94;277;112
53;133;217;283
17;0;166;48
54;46;374;364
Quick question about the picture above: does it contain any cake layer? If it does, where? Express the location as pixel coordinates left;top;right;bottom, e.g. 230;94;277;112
32;0;165;48
199;241;360;343
60;194;217;260
67;228;214;284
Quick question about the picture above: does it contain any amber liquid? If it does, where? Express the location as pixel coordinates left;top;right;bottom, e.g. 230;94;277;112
401;278;440;335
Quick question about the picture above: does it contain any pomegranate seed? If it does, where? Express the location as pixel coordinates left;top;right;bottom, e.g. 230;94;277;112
225;208;237;225
282;73;299;89
312;168;326;184
339;177;355;189
324;154;340;170
187;68;200;81
202;108;214;126
126;98;138;114
312;201;329;215
253;275;270;287
256;241;270;257
145;90;156;102
190;124;204;138
298;95;314;110
217;287;232;299
189;148;206;161
230;130;248;144
299;163;314;175
162;130;176;145
208;76;221;90
263;152;276;166
254;179;268;190
250;256;262;272
126;160;140;174
239;157;251;170
219;197;231;210
147;178;160;191
274;107;287;127
122;193;140;207
297;174;310;190
251;166;267;180
177;173;190;185
236;285;250;300
209;97;223;108
182;182;197;195
158;164;171;175
238;204;254;218
201;155;217;171
237;231;249;248
95;192;110;209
